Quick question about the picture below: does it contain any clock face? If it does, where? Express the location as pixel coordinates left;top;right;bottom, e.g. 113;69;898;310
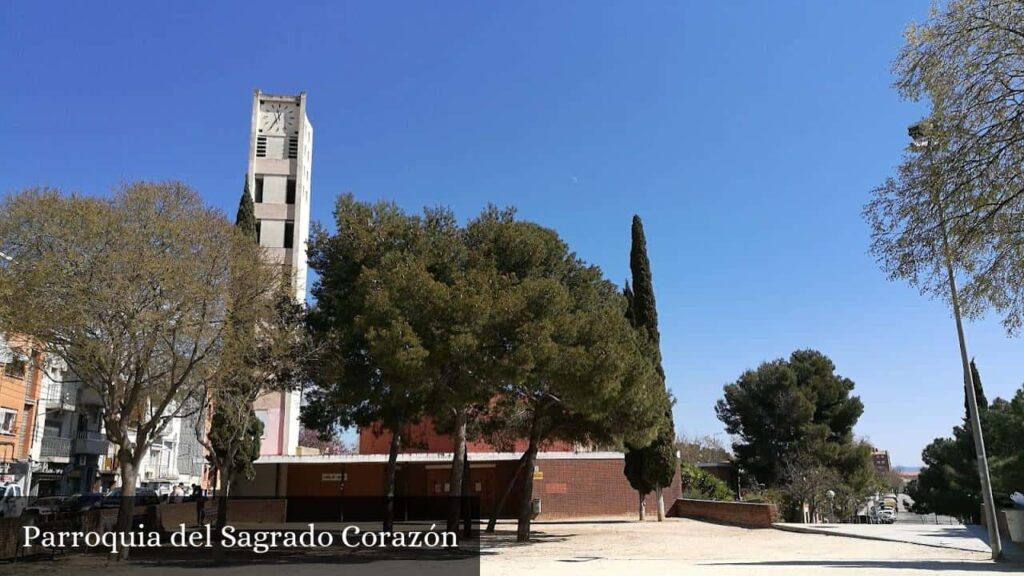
260;103;298;135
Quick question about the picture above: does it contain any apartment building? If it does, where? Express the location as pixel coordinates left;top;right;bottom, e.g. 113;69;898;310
0;333;44;486
30;361;206;496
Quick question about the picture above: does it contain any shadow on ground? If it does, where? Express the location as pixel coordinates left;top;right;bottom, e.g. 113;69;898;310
706;560;1020;572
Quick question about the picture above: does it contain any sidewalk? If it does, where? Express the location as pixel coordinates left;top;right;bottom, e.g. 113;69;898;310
772;522;1024;560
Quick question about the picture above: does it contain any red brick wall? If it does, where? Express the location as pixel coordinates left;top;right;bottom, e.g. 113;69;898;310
669;498;779;528
530;458;682;519
260;456;685;520
0;517;18;559
359;418;574;454
157;499;287;528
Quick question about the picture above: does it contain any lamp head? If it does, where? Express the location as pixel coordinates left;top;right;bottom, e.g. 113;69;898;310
908;121;932;149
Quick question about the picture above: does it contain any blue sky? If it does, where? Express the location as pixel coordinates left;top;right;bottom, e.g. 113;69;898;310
2;1;1020;466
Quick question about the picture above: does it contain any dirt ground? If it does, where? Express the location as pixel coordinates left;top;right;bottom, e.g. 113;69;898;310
6;517;1016;576
481;517;1014;576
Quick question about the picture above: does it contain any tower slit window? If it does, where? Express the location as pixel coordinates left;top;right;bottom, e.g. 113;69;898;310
286;179;296;204
284;221;294;249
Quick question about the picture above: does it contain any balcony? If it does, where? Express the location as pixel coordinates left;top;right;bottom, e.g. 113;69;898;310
43;380;78;412
73;431;109;455
40;435;72;460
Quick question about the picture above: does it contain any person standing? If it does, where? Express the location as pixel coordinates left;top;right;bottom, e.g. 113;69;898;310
171;483;185;504
194;484;207;525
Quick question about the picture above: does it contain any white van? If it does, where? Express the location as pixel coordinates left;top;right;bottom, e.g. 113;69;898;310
0;483;25;518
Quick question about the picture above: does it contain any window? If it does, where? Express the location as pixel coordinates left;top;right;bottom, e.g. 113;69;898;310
284;221;295;249
254;410;269;439
3;358;26;380
256;220;262;244
0;408;16;435
256;136;268;158
286;179;296;204
288;136;298;159
255;177;264;203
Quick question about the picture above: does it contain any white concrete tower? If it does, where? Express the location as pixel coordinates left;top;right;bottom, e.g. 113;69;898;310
248;90;312;456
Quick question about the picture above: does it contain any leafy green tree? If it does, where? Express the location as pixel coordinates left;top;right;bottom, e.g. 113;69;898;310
986;387;1024;496
302;195;433;531
908;427;982;522
199;182;311;533
622;215;677;521
715;350;871;495
890;0;1024;334
780;451;843;522
910;376;1024;520
207;405;263;492
0;183;280;557
869;11;1010;550
467;209;665;541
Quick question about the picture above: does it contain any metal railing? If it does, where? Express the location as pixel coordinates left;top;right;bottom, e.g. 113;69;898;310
40;435;72;459
73;430;109;455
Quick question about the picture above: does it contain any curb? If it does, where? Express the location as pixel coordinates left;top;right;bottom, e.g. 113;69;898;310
771;523;990;554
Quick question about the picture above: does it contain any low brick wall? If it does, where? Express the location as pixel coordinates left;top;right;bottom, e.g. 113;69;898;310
670;498;778;528
159;499;287;529
531;458;682;519
0;517;19;560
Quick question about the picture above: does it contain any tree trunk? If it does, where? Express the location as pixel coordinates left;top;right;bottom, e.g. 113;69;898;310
638;491;646;522
211;461;233;563
447;408;467;532
383;428;402;532
217;461;232;530
116;455;139;561
516;414;542;543
486;452;528;533
461;449;472;538
656;486;665;521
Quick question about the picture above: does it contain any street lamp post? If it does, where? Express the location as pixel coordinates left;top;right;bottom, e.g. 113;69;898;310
908;123;1002;560
826;489;836;523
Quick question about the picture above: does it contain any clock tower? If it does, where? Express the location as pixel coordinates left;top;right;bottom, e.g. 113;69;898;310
247;90;312;456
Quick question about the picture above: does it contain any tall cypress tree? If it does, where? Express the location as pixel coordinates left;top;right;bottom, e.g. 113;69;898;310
623;215;677;521
206;176;264;530
629;216;661;361
966;358;989;419
236;177;257;240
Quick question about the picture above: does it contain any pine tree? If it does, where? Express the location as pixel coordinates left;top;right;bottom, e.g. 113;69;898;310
623;215;677;521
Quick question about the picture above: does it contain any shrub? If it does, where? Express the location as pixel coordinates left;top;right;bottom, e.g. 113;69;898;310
680;463;734;501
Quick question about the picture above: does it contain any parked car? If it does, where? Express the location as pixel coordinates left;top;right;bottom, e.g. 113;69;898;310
100;487;160;508
22;496;67;523
59;493;104;514
876;507;896;524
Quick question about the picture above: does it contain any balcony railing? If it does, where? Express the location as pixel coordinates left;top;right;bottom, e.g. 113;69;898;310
43;380;78;411
73;430;109;456
40;435;72;459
